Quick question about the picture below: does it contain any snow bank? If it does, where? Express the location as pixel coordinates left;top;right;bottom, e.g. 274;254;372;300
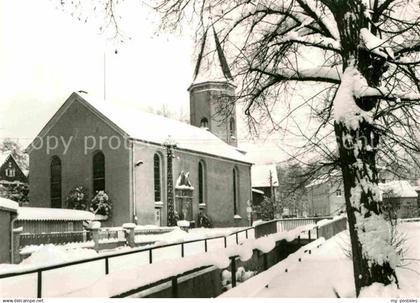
317;215;346;227
224;222;420;298
0;197;18;212
21;245;98;267
20;241;95;256
220;237;327;298
122;223;136;229
17;207;95;221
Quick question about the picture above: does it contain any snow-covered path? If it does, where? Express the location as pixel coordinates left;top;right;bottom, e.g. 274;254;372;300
221;222;420;298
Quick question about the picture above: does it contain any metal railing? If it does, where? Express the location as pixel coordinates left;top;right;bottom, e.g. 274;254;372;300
0;226;253;298
1;217;341;298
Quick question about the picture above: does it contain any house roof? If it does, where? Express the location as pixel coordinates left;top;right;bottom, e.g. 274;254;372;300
29;92;251;164
192;27;234;85
379;180;418;198
17;207;95;221
251;164;279;188
0;197;19;212
0;152;12;167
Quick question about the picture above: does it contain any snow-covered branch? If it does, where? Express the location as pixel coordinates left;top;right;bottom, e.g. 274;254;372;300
296;0;340;41
250;66;342;84
279;31;341;53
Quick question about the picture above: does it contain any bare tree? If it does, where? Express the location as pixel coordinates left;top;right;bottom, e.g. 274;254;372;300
58;0;420;295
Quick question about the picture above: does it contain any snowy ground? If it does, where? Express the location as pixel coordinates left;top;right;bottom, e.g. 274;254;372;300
221;222;420;298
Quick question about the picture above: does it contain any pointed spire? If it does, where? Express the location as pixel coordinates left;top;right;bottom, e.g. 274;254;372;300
192;26;233;84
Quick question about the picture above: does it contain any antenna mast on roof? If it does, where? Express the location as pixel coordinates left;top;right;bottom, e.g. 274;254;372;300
104;50;106;102
103;47;119;102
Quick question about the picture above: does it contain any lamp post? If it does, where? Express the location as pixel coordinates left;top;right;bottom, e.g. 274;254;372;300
164;136;177;227
133;159;144;224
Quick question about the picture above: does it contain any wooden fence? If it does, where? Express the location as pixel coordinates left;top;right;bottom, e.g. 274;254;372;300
20;231;88;247
254;216;333;238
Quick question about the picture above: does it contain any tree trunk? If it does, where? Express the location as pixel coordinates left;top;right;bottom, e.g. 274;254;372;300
334;120;397;296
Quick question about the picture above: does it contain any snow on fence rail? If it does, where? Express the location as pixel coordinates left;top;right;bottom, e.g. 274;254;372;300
254;216;334;239
0;217;344;298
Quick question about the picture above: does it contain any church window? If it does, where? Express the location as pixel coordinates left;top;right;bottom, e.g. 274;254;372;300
198;161;206;204
93;151;105;193
154;154;162;202
229;117;235;137
233;167;239;214
200;117;209;128
50;156;62;208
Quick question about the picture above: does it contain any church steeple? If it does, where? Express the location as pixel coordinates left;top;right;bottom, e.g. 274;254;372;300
188;27;238;147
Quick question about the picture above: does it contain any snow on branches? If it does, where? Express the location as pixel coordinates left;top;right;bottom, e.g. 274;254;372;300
333;65;373;130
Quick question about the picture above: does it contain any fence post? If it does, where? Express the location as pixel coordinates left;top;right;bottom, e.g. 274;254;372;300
245;229;248;239
37;270;42;298
171;277;178;297
316;226;319;239
105;257;109;275
308;230;311;241
263;253;268;270
12;228;22;264
149;249;153;264
87;222;101;252
123;225;136;248
224;237;227;248
230;257;237;288
235;233;239;244
181;243;185;258
204;239;208;253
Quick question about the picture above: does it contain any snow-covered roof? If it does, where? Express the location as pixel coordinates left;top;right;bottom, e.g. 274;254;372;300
0;152;12;167
191;27;234;85
0;197;19;212
36;93;250;164
379;180;418;199
17;207;95;221
251;164;279;188
252;188;264;195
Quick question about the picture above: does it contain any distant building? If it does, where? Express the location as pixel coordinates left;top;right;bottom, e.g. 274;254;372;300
0;152;28;185
305;172;345;216
28;28;252;227
379;180;419;218
251;164;278;204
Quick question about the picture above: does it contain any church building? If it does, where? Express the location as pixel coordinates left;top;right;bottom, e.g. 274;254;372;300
28;28;253;227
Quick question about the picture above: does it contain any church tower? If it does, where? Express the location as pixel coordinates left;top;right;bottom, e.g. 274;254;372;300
188;27;238;147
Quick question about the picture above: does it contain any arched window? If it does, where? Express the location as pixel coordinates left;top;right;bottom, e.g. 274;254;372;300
50;156;62;208
93;151;105;193
200;117;209;128
233;167;239;214
229;117;235;137
198;161;206;204
154;154;162;201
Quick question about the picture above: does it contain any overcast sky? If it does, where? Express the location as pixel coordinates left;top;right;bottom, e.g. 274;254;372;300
0;0;305;164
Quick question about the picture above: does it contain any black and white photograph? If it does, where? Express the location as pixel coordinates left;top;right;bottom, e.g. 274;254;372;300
0;0;419;299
